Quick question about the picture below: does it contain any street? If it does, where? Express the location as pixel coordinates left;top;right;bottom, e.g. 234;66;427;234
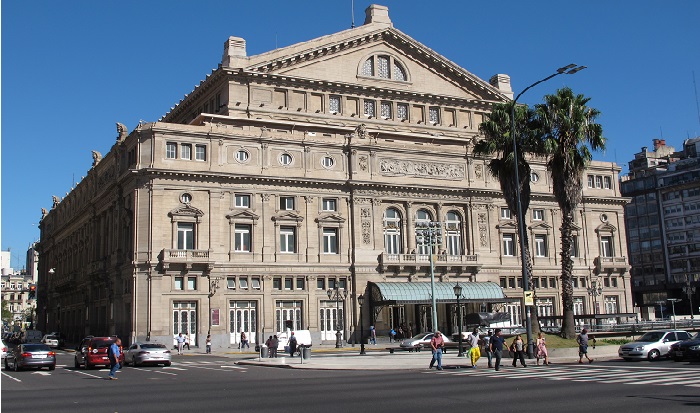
2;350;700;412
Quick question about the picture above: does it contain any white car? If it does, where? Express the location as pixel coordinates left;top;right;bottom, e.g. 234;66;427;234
1;339;7;359
618;330;692;361
41;335;60;348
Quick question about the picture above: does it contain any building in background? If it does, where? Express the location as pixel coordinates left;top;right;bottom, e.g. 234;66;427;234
622;138;700;319
37;4;632;347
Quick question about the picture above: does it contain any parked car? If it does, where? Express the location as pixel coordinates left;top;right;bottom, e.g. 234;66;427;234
4;344;56;371
399;332;452;351
41;335;60;348
670;332;700;361
618;330;692;361
124;342;171;367
1;339;7;359
74;336;124;369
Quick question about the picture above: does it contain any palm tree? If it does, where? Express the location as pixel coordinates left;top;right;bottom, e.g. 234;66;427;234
536;87;605;339
475;102;543;334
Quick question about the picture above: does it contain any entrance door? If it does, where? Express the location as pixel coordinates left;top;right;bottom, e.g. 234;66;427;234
320;301;343;341
173;301;197;346
229;300;257;345
276;300;302;333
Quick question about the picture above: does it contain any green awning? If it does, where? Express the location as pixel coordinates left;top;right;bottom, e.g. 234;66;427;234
369;281;517;305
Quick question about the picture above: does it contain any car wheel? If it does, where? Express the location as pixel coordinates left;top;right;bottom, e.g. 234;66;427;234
74;357;80;369
648;349;661;361
164;361;171;367
85;362;92;370
49;365;55;371
4;358;9;369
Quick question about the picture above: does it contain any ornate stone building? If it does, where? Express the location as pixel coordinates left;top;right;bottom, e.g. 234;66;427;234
37;4;632;348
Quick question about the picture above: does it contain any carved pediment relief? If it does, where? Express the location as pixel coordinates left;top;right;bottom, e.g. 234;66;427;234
595;222;617;234
272;211;304;223
496;222;518;230
529;222;552;231
226;210;260;222
169;204;204;218
315;213;346;224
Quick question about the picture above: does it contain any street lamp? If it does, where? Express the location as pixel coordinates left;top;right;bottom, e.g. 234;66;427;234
415;221;443;333
683;274;697;320
207;276;221;336
510;63;586;358
667;298;682;329
327;285;348;348
655;300;665;322
453;283;464;357
358;294;366;355
586;266;603;330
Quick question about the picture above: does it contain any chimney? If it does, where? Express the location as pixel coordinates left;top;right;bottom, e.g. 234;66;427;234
364;4;392;26
489;74;514;99
222;36;247;68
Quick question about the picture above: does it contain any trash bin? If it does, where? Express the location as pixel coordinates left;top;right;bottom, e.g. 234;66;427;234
260;344;268;358
302;346;311;359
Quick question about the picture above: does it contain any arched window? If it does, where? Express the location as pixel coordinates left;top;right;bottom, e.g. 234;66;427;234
445;211;462;255
359;54;409;82
415;209;433;254
362;57;374;76
393;62;407;81
383;208;402;254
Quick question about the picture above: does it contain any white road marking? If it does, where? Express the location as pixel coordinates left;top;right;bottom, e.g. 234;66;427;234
163;366;188;371
1;371;22;382
220;365;246;369
32;371;51;376
152;370;178;376
68;369;103;379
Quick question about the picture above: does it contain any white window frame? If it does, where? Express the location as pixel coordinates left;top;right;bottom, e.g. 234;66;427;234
533;209;544;221
501;208;512;219
177;222;195;250
234;224;252;252
534;234;547;257
195;145;206;161
280;196;294;211
322;198;337;212
323;228;338;254
503;234;515;257
329;95;341;114
181;144;192;160
235;150;250;163
280;226;296;253
166;142;177;159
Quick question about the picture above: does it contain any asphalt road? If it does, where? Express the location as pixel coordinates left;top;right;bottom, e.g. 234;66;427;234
2;351;699;412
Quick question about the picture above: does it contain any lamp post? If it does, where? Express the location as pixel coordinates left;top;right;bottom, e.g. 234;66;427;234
655;300;665;322
586;266;603;330
415;221;443;333
667;298;682;329
358;294;366;355
683;274;697;320
510;63;586;358
453;283;464;357
327;285;348;348
207;276;221;336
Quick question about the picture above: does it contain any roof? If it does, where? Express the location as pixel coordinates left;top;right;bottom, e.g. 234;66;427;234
368;281;516;305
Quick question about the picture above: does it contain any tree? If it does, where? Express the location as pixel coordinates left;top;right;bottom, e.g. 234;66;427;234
475;102;544;334
536;87;605;338
1;300;12;325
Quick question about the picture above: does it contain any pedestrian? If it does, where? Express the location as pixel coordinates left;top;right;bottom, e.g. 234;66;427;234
271;335;279;358
536;332;549;365
510;334;527;367
176;333;186;355
428;331;445;370
490;329;506;371
482;330;493;368
265;335;273;357
205;334;212;354
577;328;594;364
407;323;414;338
468;328;481;368
184;333;191;350
240;331;250;349
107;338;122;380
370;326;377;345
390;327;396;343
288;332;298;357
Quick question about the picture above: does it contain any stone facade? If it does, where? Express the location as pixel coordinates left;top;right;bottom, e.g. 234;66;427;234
37;5;632;348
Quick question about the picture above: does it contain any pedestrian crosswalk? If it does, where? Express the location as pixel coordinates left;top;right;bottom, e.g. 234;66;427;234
430;364;700;388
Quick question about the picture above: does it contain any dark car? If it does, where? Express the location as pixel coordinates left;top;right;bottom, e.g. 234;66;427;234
4;344;56;371
671;332;700;361
74;336;124;369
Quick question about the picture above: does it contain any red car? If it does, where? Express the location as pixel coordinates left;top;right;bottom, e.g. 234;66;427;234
74;336;124;369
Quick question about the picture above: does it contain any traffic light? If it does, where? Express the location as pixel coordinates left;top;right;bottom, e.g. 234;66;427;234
28;284;36;300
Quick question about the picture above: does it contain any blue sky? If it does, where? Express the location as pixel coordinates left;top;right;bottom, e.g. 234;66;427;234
2;0;699;269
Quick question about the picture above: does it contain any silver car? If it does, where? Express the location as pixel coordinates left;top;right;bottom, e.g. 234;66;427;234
124;342;172;367
399;332;452;351
4;344;56;371
618;330;692;361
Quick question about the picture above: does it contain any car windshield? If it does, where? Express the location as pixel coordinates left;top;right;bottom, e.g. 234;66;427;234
412;333;431;340
46;335;58;340
23;344;51;352
638;332;665;342
92;340;114;349
141;344;166;349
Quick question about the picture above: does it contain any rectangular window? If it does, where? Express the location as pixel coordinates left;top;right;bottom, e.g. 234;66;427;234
227;276;236;289
501;208;511;219
216;93;221;112
328;278;336;289
317;278;325;289
604;277;610;288
571;236;579;257
284;278;293;290
235;194;251;208
429;106;440;124
533;278;540;289
323;228;338;254
280;196;294;211
339;278;347;289
195;145;206;161
296;278;305;290
535;235;547;257
603;176;612;189
280;226;296;253
612;278;618;288
166;142;177;159
380;101;392;119
397;103;409;121
587;175;594;188
175;277;184;290
503;234;515;256
601;236;614;257
533;209;544;221
181;144;192;160
322;198;337;211
234;224;252;252
252;277;261;290
363;100;376;117
500;277;507;288
273;278;282;290
573;278;579;288
329;95;341;114
187;277;196;290
177;223;195;250
595;175;603;189
239;278;248;290
550;277;557;288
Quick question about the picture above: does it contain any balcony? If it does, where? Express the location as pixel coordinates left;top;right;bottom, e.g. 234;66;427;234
380;252;481;273
595;256;629;273
160;249;213;271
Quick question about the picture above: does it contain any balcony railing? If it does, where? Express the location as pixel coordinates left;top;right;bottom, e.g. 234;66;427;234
161;249;213;269
380;252;481;272
596;256;629;273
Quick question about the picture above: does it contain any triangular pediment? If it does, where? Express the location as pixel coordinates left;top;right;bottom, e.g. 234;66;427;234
496;222;518;230
226;210;260;221
315;213;346;224
169;204;204;217
272;211;304;223
244;27;507;103
530;222;552;231
595;222;617;233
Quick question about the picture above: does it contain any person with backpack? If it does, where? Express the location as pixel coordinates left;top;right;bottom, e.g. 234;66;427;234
390;328;396;343
107;338;122;380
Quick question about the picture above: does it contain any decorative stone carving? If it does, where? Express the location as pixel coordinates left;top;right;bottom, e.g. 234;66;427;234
362;221;372;245
478;213;488;247
371;198;383;206
475;164;483;179
261;194;271;202
358;155;369;172
52;195;60;209
91;150;102;167
360;207;371;219
116;122;128;142
304;196;314;204
379;158;465;180
354;123;368;139
353;197;370;204
41;208;48;220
